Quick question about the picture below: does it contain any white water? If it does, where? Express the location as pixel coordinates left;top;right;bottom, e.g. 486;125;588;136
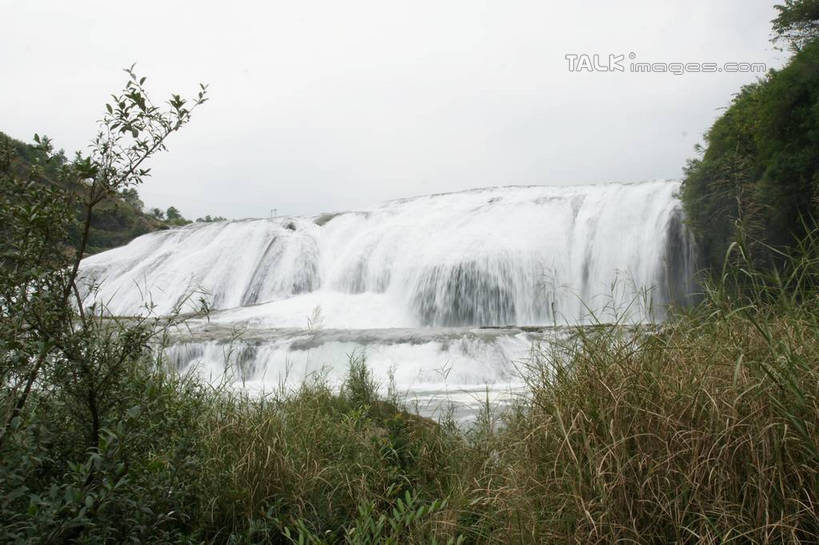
80;181;695;421
81;180;693;326
163;326;547;422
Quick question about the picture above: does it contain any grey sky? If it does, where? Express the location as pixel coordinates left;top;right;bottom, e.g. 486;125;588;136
1;0;786;220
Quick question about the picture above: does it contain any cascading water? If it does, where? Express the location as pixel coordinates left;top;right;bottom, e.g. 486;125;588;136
80;180;696;420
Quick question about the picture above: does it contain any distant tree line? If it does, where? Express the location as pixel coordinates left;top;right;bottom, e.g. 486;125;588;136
147;205;226;225
1;130;228;256
0;131;164;255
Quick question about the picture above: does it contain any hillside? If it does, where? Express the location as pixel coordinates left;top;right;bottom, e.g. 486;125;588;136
1;130;171;255
681;5;819;273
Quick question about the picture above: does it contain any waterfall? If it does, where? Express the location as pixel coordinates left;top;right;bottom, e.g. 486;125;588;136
80;180;694;326
79;180;695;420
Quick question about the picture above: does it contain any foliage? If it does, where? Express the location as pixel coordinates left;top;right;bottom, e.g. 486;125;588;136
773;0;819;50
0;126;206;254
162;205;193;226
196;214;227;223
485;228;818;542
119;187;144;211
283;490;460;545
0;130;163;255
681;37;819;275
0;67;207;542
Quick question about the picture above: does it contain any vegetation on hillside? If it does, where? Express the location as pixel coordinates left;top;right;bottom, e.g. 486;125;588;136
772;0;819;50
0;131;217;255
681;0;819;274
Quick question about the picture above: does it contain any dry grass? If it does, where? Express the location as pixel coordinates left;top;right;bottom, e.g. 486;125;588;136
462;309;818;543
453;232;819;544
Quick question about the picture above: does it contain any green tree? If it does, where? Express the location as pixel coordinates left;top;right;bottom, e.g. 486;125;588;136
681;27;819;274
0;131;163;255
196;214;226;222
165;206;182;221
773;0;819;50
1;68;207;542
1;66;207;452
119;187;144;211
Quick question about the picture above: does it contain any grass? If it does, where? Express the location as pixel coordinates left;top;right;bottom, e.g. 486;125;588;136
1;233;817;543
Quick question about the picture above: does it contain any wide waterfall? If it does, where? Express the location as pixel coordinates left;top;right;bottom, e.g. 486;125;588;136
80;180;696;420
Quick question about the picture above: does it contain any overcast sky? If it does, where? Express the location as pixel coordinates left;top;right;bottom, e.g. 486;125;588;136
1;0;787;219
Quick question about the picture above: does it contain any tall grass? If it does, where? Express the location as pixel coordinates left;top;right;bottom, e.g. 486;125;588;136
468;226;818;543
1;229;817;543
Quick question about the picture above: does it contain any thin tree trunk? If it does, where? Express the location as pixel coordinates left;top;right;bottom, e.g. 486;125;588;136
0;346;48;449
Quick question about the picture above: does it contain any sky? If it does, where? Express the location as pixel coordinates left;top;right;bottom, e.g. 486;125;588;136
1;0;787;220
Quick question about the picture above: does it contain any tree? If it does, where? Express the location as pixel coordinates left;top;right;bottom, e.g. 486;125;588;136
120;187;144;211
165;206;181;221
0;66;207;452
150;207;165;220
196;214;226;222
772;0;819;50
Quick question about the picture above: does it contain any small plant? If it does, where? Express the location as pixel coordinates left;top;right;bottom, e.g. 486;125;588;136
341;352;378;409
283;488;461;545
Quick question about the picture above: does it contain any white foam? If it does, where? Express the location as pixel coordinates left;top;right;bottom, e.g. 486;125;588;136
80;181;693;327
